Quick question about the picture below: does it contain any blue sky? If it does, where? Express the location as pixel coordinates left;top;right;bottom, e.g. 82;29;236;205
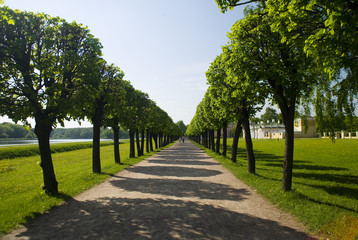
1;0;247;127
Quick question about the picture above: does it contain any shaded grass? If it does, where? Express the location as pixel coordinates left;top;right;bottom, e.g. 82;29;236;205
198;138;358;240
0;140;168;235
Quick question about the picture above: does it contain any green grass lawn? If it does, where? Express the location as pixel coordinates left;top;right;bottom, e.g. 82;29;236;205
199;138;358;240
0;140;164;235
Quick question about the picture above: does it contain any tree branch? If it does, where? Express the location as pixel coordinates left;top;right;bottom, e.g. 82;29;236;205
231;0;257;7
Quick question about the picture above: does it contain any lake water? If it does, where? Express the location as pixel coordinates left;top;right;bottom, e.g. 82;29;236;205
0;139;111;147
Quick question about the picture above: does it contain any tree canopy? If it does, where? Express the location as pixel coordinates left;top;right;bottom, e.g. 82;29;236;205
0;6;180;193
188;1;357;192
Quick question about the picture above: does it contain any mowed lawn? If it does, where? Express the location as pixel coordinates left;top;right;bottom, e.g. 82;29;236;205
0;141;160;235
201;138;358;240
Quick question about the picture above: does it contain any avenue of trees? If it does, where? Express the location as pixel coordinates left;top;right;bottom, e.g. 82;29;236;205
0;6;182;194
187;1;357;192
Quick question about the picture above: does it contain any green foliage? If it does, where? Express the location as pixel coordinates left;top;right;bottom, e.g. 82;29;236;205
267;0;358;77
198;138;358;238
0;123;35;139
260;107;278;124
266;0;358;119
49;127;129;139
175;121;187;136
214;0;358;126
215;0;261;13
0;124;130;140
100;128;129;139
0;6;178;192
0;6;103;125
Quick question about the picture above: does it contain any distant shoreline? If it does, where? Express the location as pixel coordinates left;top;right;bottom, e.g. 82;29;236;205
0;138;115;147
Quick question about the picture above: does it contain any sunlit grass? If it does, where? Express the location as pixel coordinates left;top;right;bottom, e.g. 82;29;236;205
199;138;358;239
0;140;165;235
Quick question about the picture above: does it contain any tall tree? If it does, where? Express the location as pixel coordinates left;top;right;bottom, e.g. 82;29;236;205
267;1;358;131
79;62;125;172
216;0;358;137
175;121;187;136
206;55;235;158
104;79;133;164
261;107;278;124
227;6;316;190
0;7;102;193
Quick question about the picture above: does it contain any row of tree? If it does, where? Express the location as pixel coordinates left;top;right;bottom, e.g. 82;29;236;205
187;0;357;191
0;6;182;194
51;127;130;139
0;123;130;139
0;122;36;139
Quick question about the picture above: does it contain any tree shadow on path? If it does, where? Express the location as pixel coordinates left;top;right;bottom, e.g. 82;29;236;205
125;165;222;178
14;197;309;240
4;141;309;240
110;177;250;201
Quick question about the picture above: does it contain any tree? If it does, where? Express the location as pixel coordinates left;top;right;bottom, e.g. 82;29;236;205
267;1;358;134
103;79;133;164
0;123;35;138
0;7;102;193
175;121;187;136
215;0;263;12
79;62;125;173
206;55;235;158
261;107;278;124
206;49;264;172
227;6;317;190
267;1;358;80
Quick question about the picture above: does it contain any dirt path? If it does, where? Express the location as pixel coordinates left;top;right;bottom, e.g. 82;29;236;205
2;141;310;239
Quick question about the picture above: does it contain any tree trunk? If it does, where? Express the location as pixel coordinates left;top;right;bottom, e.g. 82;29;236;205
92;106;102;173
154;134;158;149
35;119;58;194
165;135;169;146
149;132;154;151
146;130;150;153
129;130;135;158
211;130;215;152
271;80;297;192
208;131;211;149
136;129;141;157
141;129;145;155
216;129;221;154
242;111;255;174
158;133;162;148
222;123;227;157
112;120;120;164
282;108;295;191
202;133;205;147
231;119;242;163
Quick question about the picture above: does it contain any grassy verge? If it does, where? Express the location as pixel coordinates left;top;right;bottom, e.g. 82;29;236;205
0;140;170;235
196;138;358;240
0;141;113;160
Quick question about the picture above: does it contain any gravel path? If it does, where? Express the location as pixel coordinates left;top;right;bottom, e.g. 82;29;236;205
2;141;310;240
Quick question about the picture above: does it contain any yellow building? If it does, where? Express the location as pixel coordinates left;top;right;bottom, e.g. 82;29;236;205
248;117;317;139
294;117;317;138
